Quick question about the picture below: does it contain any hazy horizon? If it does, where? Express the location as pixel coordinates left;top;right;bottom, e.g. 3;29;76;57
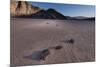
30;2;95;17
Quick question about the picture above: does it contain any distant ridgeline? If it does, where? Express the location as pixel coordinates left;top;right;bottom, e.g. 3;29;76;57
10;1;95;20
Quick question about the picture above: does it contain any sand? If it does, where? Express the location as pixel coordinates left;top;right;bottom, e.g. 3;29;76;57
10;18;95;66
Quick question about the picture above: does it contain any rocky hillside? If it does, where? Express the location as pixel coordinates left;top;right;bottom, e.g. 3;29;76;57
10;1;40;16
11;1;67;20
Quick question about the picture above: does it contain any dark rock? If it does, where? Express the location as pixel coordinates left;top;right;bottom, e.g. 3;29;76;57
61;38;74;44
54;46;63;50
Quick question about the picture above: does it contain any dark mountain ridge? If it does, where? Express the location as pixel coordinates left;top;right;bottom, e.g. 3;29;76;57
23;8;67;19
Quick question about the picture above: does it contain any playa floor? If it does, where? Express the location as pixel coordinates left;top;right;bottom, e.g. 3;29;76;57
11;18;95;66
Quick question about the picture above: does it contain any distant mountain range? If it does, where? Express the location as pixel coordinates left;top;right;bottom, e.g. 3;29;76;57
11;1;95;20
66;16;95;20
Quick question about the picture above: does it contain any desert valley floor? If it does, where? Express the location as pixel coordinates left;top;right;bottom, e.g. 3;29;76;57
11;18;95;66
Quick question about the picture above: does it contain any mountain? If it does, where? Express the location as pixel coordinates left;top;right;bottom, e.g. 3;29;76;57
66;16;95;20
11;1;67;20
10;1;40;17
31;10;54;19
46;8;66;19
82;17;95;20
31;8;67;19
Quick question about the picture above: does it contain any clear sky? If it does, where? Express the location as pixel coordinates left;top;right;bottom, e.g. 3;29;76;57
31;2;95;17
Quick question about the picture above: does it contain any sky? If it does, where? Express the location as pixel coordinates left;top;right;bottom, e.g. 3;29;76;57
31;2;95;17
